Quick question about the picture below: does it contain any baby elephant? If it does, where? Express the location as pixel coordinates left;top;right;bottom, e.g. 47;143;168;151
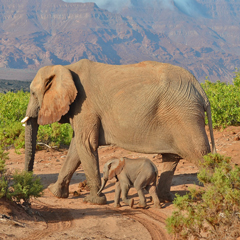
97;157;161;208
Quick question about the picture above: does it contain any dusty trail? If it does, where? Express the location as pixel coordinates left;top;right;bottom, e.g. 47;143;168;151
24;199;170;240
20;200;73;240
119;208;170;240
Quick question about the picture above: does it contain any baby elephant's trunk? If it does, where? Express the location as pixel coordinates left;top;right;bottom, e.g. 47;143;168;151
97;179;107;195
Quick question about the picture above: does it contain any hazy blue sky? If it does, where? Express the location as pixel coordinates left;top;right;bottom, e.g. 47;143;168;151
63;0;198;15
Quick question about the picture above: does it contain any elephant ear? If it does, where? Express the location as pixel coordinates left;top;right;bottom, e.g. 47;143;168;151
108;158;125;180
38;65;77;125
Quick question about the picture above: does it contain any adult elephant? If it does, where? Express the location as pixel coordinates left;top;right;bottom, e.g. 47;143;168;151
21;59;216;205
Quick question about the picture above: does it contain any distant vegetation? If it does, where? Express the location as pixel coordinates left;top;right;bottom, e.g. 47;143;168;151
201;70;240;128
0;91;72;150
0;71;239;150
0;79;30;93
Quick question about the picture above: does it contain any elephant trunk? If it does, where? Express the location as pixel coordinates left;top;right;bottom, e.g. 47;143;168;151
97;179;107;195
24;117;39;171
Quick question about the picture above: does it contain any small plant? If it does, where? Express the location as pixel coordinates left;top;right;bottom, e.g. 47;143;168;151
0;174;8;199
0;147;9;198
166;153;240;240
8;171;43;203
0;146;43;204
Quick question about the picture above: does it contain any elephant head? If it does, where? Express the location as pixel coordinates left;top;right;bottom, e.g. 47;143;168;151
21;65;77;171
97;158;125;195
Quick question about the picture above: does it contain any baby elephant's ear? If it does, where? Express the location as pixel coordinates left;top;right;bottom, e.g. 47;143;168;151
108;158;125;180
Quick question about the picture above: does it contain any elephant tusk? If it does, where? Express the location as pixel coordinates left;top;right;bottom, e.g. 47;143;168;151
21;116;30;123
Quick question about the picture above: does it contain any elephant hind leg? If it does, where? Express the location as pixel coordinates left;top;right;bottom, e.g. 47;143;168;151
146;183;161;208
136;189;147;208
157;153;180;202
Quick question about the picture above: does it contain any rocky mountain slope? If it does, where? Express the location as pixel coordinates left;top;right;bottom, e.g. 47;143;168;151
0;0;239;82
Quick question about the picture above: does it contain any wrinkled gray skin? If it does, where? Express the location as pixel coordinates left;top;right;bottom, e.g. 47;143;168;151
22;59;216;205
97;157;161;208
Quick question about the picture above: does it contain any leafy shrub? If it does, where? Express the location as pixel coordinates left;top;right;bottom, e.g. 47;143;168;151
0;90;29;148
0;147;43;203
166;153;240;240
8;171;43;203
37;122;73;148
201;70;240;128
0;175;8;199
0;90;73;149
0;147;9;198
0;148;8;172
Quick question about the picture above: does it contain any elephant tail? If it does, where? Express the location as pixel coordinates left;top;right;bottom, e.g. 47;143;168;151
206;103;216;154
152;162;159;185
155;170;159;186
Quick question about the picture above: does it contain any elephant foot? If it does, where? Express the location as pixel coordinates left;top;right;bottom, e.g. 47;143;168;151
83;192;107;205
48;183;69;198
138;203;147;208
114;203;121;208
159;192;175;203
153;202;162;208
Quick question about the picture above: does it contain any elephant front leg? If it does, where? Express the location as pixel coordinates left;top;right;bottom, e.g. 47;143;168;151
114;181;121;208
78;146;107;205
48;138;80;198
157;153;180;202
121;184;134;207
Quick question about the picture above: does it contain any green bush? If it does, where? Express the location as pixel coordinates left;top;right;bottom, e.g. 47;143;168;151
0;149;9;199
0;147;43;203
0;90;29;148
8;171;43;203
201;70;240;128
0;90;73;149
38;122;73;148
166;153;240;240
0;175;8;199
0;148;8;173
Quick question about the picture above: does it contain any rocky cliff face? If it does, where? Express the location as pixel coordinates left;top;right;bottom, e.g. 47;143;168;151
0;0;239;82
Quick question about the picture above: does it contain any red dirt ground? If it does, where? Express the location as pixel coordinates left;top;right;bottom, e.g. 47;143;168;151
0;126;240;240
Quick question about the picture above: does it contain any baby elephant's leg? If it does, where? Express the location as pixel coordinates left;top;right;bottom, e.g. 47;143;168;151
136;188;147;208
146;183;161;208
134;180;147;208
114;182;121;208
121;183;133;207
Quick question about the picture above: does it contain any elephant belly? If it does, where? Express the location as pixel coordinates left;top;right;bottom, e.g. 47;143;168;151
99;124;177;155
99;110;209;159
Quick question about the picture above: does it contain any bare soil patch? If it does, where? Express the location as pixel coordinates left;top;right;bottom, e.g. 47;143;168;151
1;126;240;240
